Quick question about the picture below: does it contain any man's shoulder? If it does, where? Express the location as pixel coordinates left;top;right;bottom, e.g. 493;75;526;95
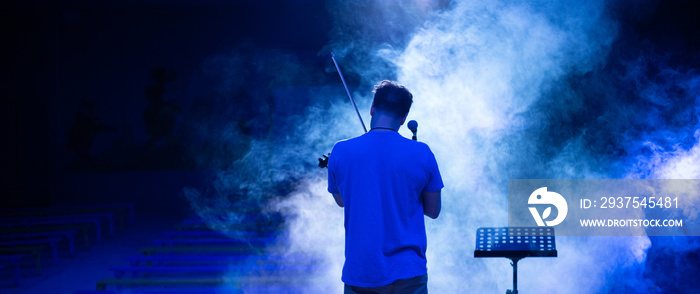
400;137;433;153
332;136;360;148
330;135;363;156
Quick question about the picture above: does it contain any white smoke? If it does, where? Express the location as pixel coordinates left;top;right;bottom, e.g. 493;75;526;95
385;1;652;293
271;0;655;293
186;0;700;292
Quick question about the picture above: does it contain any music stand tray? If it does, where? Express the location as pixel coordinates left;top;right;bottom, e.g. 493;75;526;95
474;227;557;294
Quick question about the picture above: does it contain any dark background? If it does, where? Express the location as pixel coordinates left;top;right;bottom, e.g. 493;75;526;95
1;0;332;210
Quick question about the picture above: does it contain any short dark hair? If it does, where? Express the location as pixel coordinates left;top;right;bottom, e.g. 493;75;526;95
372;80;413;118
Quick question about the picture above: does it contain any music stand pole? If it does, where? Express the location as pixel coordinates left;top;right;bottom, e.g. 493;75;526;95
507;257;522;294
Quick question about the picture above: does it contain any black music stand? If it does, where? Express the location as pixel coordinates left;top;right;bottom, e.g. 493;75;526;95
474;227;557;294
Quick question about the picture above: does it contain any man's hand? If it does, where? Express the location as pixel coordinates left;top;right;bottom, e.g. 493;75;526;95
421;190;441;219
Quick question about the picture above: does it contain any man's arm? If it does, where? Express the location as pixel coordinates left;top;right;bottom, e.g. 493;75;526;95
421;190;441;219
332;193;344;207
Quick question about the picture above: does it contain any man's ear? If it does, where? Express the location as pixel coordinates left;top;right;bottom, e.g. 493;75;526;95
370;104;375;116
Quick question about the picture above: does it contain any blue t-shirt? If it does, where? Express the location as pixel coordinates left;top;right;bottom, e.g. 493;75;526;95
327;131;444;287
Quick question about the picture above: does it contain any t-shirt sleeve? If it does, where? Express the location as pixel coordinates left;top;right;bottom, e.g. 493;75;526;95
423;146;444;192
328;169;339;194
327;145;340;194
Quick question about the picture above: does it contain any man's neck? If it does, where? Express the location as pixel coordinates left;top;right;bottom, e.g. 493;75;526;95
370;114;402;132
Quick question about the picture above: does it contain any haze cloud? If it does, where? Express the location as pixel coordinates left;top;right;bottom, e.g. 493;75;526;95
185;0;699;292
